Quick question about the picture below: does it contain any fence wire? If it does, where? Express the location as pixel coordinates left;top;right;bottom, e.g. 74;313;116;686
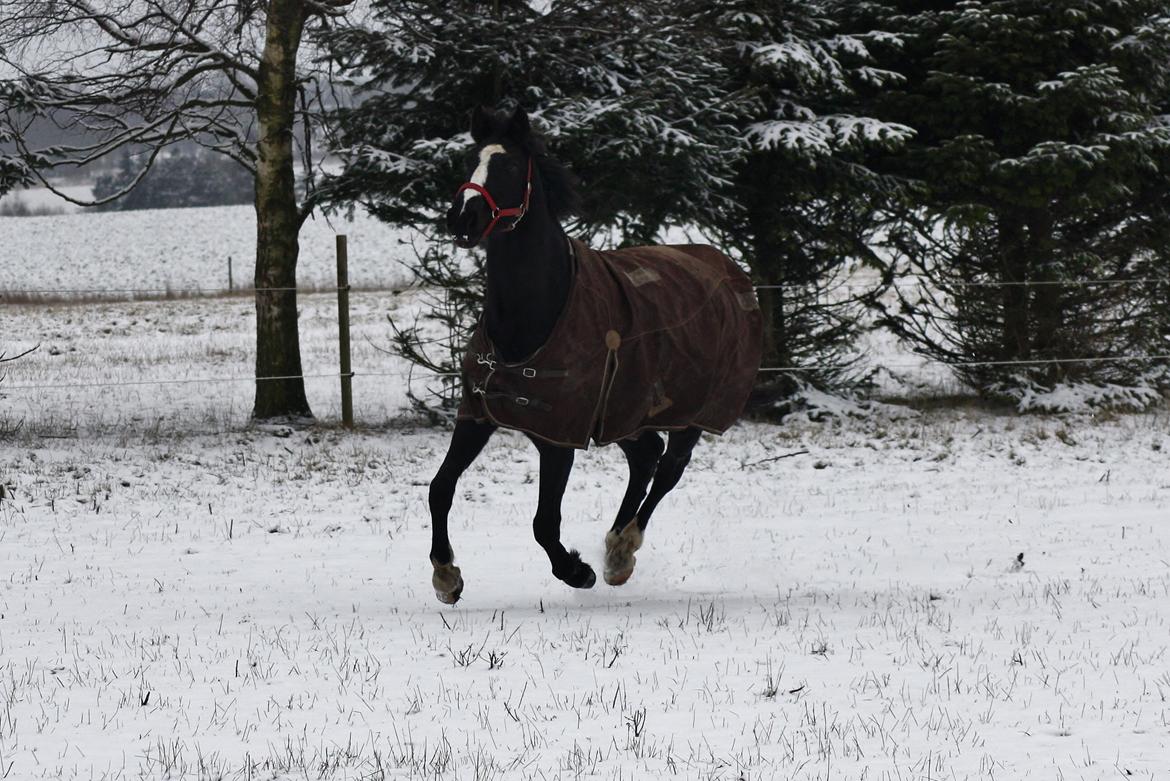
754;277;1170;291
2;286;343;296
3;276;1168;298
4;354;1170;393
3;280;1167;394
0;370;431;392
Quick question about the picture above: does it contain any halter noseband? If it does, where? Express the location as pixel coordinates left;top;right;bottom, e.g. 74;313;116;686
454;157;533;244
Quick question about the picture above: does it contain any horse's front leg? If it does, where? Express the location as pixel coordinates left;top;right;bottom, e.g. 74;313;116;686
429;419;496;604
529;439;596;589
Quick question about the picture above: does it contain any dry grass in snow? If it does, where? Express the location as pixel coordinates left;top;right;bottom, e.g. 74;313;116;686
2;261;1169;780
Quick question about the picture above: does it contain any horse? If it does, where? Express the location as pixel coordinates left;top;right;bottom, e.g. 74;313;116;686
429;106;762;604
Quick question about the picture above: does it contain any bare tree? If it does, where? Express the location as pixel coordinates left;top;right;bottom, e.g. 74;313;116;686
0;0;349;420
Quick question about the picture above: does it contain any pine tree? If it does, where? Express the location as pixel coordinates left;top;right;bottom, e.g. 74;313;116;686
321;0;738;416
323;0;734;237
323;0;914;416
678;0;914;403
854;1;1170;406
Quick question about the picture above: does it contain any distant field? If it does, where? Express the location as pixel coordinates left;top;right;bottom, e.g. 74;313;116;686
0;184;94;216
0;203;417;294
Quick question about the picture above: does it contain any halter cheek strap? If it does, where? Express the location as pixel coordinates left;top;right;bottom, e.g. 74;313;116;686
455;158;533;244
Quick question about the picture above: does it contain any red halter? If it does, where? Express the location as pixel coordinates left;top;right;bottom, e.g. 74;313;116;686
454;157;533;244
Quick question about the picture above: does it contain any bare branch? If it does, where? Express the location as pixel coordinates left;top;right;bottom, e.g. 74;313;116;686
0;345;40;364
0;0;344;212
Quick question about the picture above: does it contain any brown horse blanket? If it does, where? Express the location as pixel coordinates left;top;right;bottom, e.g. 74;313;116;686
457;238;763;448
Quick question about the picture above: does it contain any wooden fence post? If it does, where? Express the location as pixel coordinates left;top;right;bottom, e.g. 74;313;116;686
336;235;354;428
228;256;234;292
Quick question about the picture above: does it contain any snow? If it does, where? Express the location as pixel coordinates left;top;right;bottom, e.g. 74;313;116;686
752;41;832;77
1012;378;1164;413
747;119;835;156
1;213;1169;778
746;116;913;155
0;185;93;215
995;141;1110;172
785;385;921;422
0;204;416;294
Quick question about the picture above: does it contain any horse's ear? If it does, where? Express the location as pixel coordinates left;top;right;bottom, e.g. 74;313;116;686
506;106;530;140
470;105;493;144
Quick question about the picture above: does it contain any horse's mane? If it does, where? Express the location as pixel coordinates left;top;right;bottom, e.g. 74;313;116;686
520;130;582;221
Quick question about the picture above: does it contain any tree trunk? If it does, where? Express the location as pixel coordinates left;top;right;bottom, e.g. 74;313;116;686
748;222;789;368
756;284;782;368
253;0;312;421
998;212;1030;362
744;176;788;372
751;230;795;400
1027;210;1063;385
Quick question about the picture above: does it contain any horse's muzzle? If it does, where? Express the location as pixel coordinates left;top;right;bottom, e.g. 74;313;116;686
447;200;488;249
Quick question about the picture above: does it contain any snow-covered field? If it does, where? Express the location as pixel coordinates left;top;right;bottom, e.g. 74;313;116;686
2;211;1169;779
0;203;415;294
1;291;414;434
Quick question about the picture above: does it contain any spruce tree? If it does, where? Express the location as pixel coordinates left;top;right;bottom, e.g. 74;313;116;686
323;0;914;416
321;0;737;416
679;0;914;402
323;0;733;237
854;0;1170;406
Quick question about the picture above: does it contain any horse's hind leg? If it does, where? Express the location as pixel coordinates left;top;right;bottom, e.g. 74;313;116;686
530;438;596;589
603;431;664;586
605;427;703;586
429;419;496;604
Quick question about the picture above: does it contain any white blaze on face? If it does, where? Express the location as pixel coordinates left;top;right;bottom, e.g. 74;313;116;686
460;144;506;211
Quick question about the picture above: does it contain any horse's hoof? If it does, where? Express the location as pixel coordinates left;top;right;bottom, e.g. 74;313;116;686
606;566;633;587
577;566;597;589
431;558;464;605
604;522;643;586
557;550;597;589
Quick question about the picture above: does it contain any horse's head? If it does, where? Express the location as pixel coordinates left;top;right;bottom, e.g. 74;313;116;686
447;106;534;249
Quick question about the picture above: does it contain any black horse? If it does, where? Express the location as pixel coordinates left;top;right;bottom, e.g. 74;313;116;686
429;106;761;604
